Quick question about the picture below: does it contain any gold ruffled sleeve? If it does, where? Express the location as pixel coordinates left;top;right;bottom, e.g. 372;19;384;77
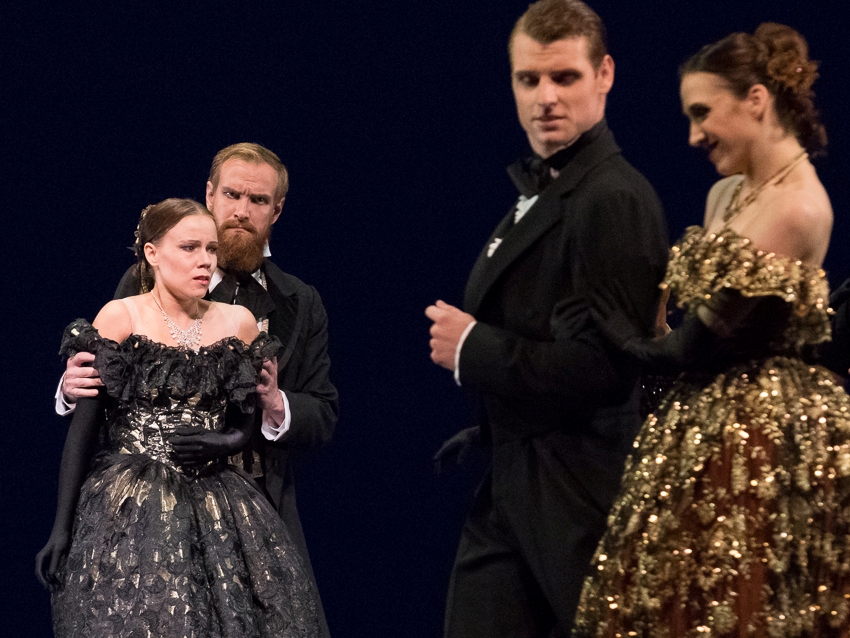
664;226;831;348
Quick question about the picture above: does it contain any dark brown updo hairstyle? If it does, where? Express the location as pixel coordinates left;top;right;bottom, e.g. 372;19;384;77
681;23;826;156
133;198;215;292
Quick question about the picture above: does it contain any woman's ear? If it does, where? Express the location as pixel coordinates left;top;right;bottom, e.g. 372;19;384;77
746;83;772;121
143;242;158;268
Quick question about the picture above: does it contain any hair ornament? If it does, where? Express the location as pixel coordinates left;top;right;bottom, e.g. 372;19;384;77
133;204;154;259
765;53;815;94
754;23;817;95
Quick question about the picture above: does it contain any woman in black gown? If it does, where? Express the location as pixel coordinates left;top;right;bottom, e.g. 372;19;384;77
36;199;320;637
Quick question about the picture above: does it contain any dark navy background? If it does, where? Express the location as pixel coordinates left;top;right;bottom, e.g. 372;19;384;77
2;1;848;634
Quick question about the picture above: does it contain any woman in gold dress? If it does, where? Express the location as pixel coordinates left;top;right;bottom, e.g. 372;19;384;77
574;23;850;637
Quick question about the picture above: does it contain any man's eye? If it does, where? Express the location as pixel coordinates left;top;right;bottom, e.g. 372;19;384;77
551;72;579;86
224;191;237;199
515;74;538;87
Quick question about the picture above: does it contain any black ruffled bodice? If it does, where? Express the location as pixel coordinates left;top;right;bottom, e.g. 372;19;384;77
59;319;281;469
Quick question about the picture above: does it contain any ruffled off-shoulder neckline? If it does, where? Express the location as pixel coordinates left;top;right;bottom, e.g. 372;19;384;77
59;319;282;410
665;225;831;347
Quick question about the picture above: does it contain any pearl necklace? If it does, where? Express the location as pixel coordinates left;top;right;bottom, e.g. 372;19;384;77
723;150;808;223
151;293;203;351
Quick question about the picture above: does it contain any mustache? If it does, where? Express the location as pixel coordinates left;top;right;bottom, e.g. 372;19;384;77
219;219;259;234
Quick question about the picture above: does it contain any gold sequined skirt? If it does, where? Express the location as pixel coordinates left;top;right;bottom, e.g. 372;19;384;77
575;356;850;638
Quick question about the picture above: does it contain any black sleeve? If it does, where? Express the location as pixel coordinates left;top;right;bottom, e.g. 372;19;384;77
459;184;668;404
272;286;339;448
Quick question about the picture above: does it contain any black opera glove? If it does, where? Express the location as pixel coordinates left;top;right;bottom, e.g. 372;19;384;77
622;289;772;377
621;312;718;377
36;397;104;590
170;426;249;467
36;529;72;591
433;426;481;475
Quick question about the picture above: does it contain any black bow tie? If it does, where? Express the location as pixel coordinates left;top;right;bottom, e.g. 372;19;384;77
509;156;553;198
508;120;609;198
208;272;276;320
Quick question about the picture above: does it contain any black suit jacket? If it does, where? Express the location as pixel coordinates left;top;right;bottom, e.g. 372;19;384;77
114;259;338;636
460;123;668;513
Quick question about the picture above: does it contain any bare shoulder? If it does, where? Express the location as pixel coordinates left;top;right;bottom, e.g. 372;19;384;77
210;301;254;324
235;306;260;344
92;299;133;343
704;176;742;227
750;179;832;264
776;184;831;234
778;182;830;222
209;302;258;344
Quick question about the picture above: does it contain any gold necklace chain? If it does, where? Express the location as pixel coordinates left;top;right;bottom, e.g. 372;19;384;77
723;150;808;223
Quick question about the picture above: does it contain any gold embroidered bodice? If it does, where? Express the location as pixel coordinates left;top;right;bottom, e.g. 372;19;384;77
574;226;850;638
665;225;831;349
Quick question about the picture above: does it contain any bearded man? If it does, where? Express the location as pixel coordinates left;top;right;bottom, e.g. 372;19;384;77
57;142;338;638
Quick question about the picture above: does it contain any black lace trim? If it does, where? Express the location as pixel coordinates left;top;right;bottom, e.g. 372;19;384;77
60;319;282;412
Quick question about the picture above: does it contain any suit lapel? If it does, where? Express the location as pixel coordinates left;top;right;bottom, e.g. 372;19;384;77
463;211;514;311
464;130;621;316
263;260;302;373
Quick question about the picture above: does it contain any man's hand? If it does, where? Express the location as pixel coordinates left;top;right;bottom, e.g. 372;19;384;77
62;352;103;402
425;300;475;370
257;357;287;423
433;426;481;475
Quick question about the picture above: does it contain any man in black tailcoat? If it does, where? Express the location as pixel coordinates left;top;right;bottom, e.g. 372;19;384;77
58;143;338;637
426;1;668;635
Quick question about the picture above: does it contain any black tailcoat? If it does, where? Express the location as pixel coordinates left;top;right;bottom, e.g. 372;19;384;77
445;124;669;636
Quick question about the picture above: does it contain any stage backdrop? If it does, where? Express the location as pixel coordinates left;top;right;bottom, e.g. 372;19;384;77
2;1;848;635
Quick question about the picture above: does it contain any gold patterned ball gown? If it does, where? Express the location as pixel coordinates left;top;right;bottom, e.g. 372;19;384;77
51;320;320;638
574;226;850;637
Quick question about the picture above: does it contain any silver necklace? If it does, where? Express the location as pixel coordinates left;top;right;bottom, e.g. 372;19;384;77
151;293;203;351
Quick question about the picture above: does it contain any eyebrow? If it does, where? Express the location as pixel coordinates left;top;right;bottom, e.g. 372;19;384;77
514;66;581;74
178;238;218;245
221;185;274;200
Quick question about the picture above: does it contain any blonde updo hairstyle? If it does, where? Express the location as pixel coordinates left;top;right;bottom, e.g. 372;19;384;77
681;23;826;155
133;198;215;292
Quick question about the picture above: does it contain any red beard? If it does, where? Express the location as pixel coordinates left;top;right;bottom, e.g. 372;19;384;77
216;219;270;276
